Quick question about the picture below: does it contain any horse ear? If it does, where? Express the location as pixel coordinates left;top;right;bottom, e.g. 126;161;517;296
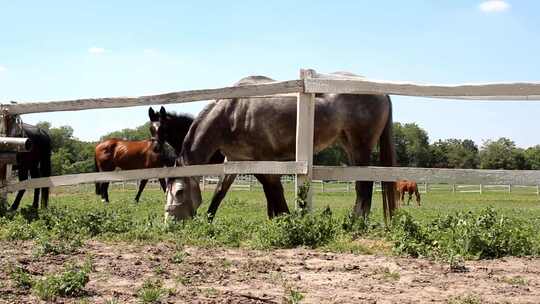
159;106;166;117
148;107;157;121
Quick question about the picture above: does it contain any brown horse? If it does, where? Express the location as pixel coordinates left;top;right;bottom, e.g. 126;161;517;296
396;180;421;206
163;73;398;221
94;137;175;203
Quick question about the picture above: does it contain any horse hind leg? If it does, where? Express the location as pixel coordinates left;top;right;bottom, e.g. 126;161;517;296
10;168;28;211
345;145;373;218
30;166;41;209
255;174;288;218
40;154;51;208
415;190;421;206
101;182;110;203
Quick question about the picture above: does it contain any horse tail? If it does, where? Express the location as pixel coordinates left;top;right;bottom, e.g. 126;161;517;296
94;155;101;195
379;96;398;223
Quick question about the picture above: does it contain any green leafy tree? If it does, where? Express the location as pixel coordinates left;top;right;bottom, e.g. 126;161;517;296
100;122;150;141
429;139;479;168
314;145;348;166
393;123;430;167
480;138;526;170
36;122;96;175
524;145;540;170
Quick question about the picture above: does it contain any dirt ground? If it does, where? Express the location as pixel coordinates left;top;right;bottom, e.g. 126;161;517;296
1;240;539;304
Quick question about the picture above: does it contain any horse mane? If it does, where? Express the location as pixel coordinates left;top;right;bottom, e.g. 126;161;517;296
179;102;217;161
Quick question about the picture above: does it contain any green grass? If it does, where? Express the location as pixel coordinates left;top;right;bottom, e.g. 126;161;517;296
2;184;540;261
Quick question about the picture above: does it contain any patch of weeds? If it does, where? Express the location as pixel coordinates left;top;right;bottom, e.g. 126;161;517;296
372;267;400;281
500;275;528;286
32;236;83;257
201;287;219;298
448;254;468;273
32;264;90;300
391;207;540;260
154;265;166;276
8;265;33;290
170;250;188;264
137;278;166;304
284;285;304;304
174;274;191;286
255;208;338;249
221;258;233;268
447;294;482;304
322;235;373;254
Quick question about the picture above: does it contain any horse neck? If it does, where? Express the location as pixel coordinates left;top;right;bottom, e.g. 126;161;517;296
165;115;194;153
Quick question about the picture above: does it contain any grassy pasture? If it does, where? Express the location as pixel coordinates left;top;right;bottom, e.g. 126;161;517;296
2;182;540;302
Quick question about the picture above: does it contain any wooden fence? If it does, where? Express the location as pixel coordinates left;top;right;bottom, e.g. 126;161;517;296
2;68;540;216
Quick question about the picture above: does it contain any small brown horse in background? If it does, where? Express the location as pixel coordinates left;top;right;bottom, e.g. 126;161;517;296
94;138;174;203
94;112;176;203
396;180;421;206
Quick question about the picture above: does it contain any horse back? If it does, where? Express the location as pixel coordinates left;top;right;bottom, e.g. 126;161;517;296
95;138;160;170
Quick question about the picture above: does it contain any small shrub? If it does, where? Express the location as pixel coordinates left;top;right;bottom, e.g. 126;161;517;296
137;278;166;304
390;207;540;260
284;285;304;304
447;294;482;304
170;251;188;264
9;265;33;290
32;236;83;257
255;208;338;249
32;264;90;300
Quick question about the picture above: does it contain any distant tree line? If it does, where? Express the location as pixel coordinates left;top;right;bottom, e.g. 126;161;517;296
34;121;540;175
315;122;540;170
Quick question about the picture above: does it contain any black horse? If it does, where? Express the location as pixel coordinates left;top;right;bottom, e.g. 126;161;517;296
9;123;52;210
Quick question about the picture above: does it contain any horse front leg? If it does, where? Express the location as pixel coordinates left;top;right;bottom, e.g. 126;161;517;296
158;178;167;192
207;174;237;222
134;179;148;203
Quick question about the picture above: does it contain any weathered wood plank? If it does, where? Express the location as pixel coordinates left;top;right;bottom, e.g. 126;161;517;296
295;69;316;210
313;166;540;186
0;137;32;152
304;78;540;100
0;161;306;193
5;80;303;114
225;161;307;175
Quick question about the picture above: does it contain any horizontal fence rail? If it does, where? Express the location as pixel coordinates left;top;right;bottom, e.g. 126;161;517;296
312;166;540;186
306;72;540;100
0;161;307;193
4;80;303;114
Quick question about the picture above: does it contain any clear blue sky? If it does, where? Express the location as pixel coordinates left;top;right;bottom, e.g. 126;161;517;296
1;1;539;148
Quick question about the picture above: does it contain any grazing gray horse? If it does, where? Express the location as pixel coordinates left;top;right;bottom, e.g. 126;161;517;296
164;73;397;221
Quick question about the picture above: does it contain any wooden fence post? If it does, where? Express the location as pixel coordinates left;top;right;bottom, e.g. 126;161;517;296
0;109;10;209
249;175;253;192
479;184;483;194
537;185;539;196
508;184;512;193
295;69;315;210
452;184;456;194
424;182;428;193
